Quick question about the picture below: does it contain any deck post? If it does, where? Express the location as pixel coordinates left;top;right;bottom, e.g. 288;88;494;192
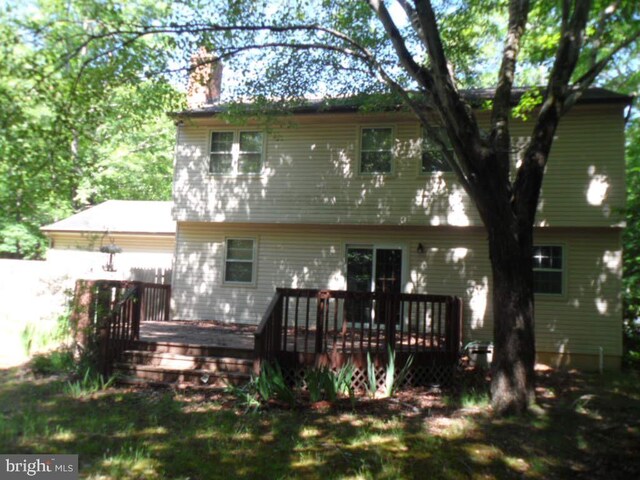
315;291;329;355
271;294;283;354
138;282;146;325
383;294;397;353
445;297;462;361
132;283;142;341
164;285;172;322
95;281;114;377
70;279;97;355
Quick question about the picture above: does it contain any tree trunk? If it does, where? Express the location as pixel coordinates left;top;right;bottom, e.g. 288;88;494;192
487;224;537;415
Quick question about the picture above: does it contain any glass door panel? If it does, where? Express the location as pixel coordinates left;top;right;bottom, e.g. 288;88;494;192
346;246;403;326
346;247;373;324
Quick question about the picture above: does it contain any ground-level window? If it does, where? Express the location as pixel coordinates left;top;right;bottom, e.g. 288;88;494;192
533;246;563;294
224;238;255;284
360;127;394;174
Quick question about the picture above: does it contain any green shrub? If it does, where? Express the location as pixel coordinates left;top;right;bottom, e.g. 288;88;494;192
64;367;117;398
304;363;355;403
253;362;296;407
30;349;75;375
367;348;414;398
366;352;378;398
383;346;414;398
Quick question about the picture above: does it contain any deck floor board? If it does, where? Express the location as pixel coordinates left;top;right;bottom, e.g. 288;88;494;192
140;321;256;349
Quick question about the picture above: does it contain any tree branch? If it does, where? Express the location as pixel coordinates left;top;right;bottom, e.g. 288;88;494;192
366;0;432;88
396;0;427;45
514;1;593;227
565;28;640;111
411;1;485;187
491;0;530;140
366;0;476;193
490;0;530;194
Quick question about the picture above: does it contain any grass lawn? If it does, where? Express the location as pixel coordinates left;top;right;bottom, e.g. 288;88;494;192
1;362;639;480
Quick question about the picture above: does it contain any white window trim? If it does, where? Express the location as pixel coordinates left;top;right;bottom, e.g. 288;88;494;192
533;244;566;297
209;129;265;176
223;237;257;286
357;125;396;176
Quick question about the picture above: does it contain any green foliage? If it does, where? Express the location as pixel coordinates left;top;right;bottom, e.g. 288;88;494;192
305;366;332;403
383;346;414;398
253;361;296;407
304;363;354;403
0;1;183;259
21;308;73;356
2;365;640;479
30;349;75;376
367;348;414;399
64;366;117;398
228;362;356;410
444;388;491;409
224;381;262;413
366;352;378;399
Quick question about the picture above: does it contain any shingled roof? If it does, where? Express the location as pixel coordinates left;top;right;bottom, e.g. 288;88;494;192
172;87;633;118
41;200;175;235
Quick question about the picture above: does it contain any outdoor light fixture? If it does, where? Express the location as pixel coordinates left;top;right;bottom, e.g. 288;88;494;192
417;243;425;254
100;243;123;272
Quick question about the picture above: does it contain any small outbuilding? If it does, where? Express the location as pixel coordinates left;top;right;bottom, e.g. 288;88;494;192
41;200;175;283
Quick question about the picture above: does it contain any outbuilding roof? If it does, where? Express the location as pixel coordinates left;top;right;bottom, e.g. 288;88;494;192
41;200;175;235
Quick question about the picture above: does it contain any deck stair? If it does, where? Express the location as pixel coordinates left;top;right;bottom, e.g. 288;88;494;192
114;340;254;388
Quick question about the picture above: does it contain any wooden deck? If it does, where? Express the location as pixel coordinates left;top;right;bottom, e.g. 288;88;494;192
139;320;446;353
140;321;256;349
73;280;462;384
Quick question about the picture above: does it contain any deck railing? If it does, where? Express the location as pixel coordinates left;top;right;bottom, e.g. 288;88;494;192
72;279;172;376
254;288;463;372
97;283;140;376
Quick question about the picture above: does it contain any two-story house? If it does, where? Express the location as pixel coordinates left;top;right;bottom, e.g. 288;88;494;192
169;82;630;371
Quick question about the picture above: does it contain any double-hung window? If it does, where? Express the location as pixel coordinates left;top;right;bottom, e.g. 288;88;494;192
224;238;256;284
360;127;394;174
532;246;563;294
210;131;263;175
421;126;454;173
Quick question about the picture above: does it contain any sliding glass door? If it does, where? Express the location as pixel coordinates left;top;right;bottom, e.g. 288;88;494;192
346;245;402;325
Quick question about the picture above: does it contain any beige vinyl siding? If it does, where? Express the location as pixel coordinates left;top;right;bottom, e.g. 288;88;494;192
46;232;175;283
173;104;625;228
532;105;626;227
533;228;623;366
172;222;622;363
49;232;175;253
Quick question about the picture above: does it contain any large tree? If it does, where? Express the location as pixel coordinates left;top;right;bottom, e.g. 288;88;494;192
23;0;640;413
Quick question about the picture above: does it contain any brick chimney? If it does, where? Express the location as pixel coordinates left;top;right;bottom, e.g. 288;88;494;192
187;47;223;109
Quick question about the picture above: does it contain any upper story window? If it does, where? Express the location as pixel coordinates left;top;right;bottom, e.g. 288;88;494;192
210;131;264;175
421;126;454;173
533;245;563;294
224;238;256;284
360;127;394;174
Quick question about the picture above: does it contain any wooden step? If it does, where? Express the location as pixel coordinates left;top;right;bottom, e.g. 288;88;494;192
121;350;253;373
129;340;254;360
114;363;250;387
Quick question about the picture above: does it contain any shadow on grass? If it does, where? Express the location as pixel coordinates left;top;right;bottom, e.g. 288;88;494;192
1;365;639;479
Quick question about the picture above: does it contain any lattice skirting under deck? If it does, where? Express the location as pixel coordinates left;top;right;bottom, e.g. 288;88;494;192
281;363;458;393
